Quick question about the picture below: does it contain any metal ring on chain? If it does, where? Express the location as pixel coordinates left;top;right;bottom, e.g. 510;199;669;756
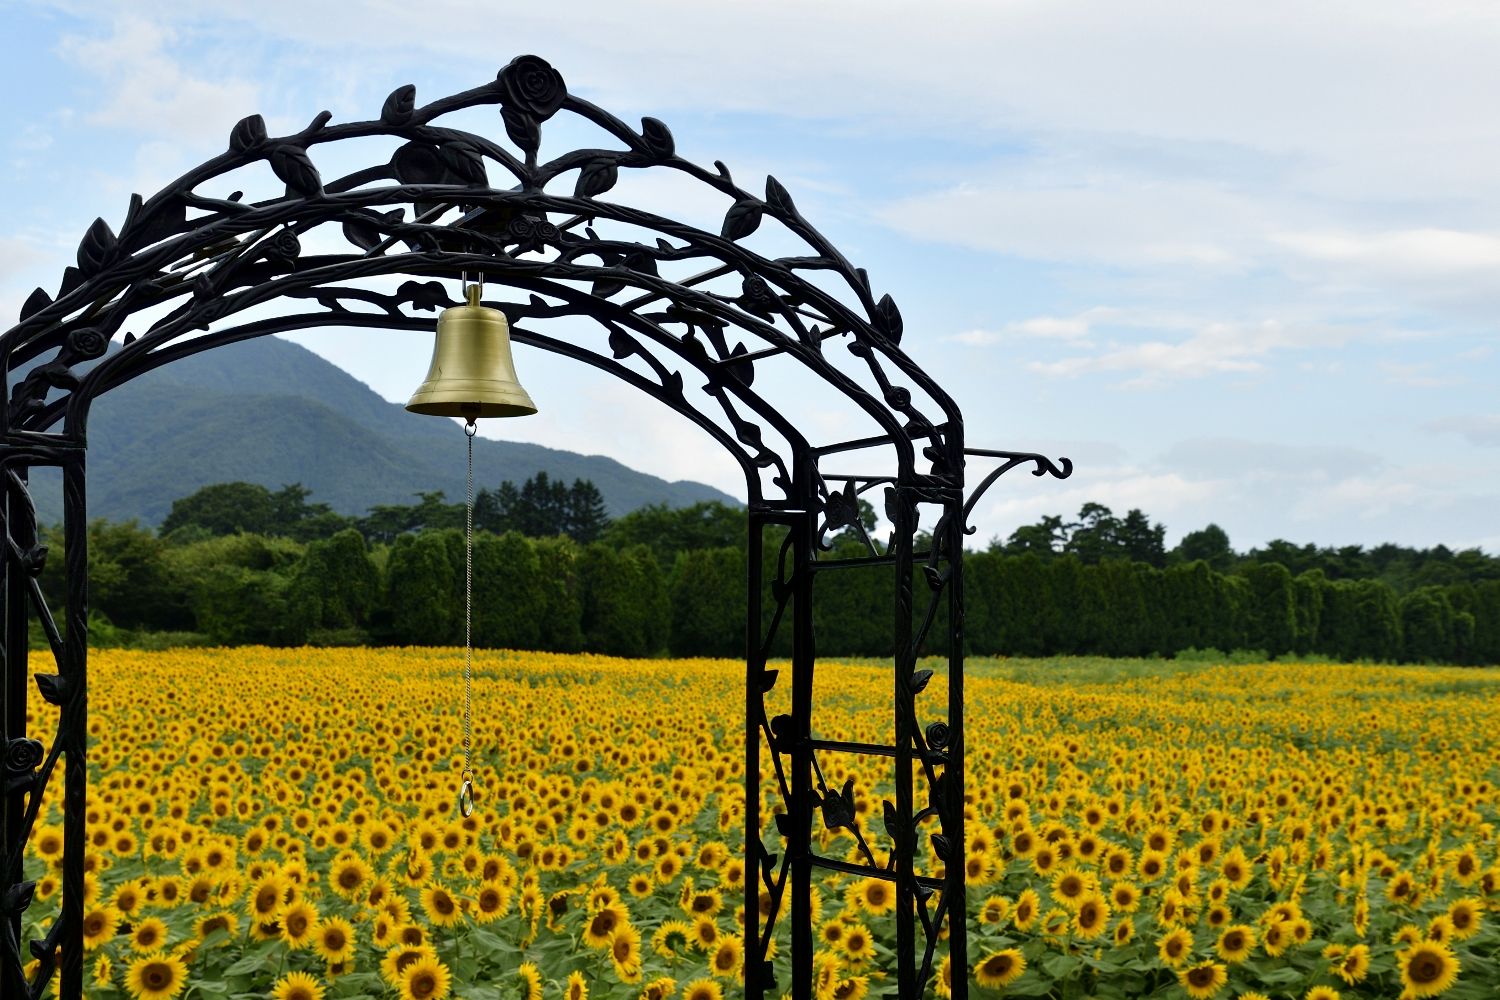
460;418;476;816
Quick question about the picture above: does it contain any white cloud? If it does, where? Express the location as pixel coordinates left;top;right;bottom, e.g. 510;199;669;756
57;16;259;145
953;308;1112;346
1426;414;1500;448
1024;316;1359;384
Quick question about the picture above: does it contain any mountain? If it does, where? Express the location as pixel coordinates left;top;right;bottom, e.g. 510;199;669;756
23;336;738;527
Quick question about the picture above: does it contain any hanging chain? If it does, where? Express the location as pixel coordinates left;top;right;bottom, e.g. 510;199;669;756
459;418;477;817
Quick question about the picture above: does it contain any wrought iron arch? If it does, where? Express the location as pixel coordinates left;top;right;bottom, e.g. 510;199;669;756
0;56;1070;1000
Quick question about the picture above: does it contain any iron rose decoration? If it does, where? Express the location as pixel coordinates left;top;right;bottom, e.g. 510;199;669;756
497;55;567;121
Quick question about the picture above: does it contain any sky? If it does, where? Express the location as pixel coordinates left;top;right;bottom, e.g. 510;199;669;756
2;1;1498;552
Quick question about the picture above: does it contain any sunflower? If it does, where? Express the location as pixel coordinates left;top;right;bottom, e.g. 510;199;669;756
517;963;544;1000
272;971;325;1000
611;924;644;983
854;878;895;915
1110;881;1140;912
933;954;953;999
710;935;743;980
974;949;1025;989
690;915;719;951
125;952;187;1000
475;880;511;924
1262;920;1291;957
1398;942;1460;998
1158;927;1194;967
640;978;677;1000
247;874;285;921
1446;898;1481;940
832;976;869;1000
653;920;692;959
329;856;371;900
1073;893;1110;939
681;980;722;1000
130;917;168;954
685;888;723;918
380;944;436;987
1138;851;1167;882
400;956;452;1000
314;917;355;964
82;906;120;950
1012;889;1040;931
1051;868;1092;909
1215;925;1255;964
1304;988;1340;1000
629;874;654;898
979;896;1011;925
418;884;463;928
1334;943;1370;984
583;903;630;949
1042;908;1071;937
280;901;319;949
565;971;588;1000
1177;961;1227;1000
1113;917;1134;947
841;923;875;963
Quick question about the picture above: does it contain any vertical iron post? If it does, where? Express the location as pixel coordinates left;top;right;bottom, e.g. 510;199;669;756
789;455;817;1000
891;485;917;996
58;455;86;998
745;507;766;1000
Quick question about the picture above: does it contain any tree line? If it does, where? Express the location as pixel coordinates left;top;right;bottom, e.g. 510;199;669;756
40;487;1500;664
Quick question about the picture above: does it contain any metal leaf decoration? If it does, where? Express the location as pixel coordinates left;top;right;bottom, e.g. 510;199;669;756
76;218;118;276
874;292;903;344
228;113;268;153
270;145;322;196
501;107;541;156
575;158;619;199
640;117;675;159
19;287;51;321
438;140;488;185
766;175;796;216
722;200;764;242
381;84;416;125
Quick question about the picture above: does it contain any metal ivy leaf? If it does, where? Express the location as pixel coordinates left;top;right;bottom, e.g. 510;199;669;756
721;199;763;242
381;84;417;125
760;669;778;692
769;713;795;750
229;113;268;153
640;117;675;159
395;280;449;312
930;833;953;864
593;272;629;300
575;158;619;199
270;145;322;196
820;777;857;830
766;175;796;216
725;344;755;386
607;327;637;360
873;292;903;344
438;140;488;185
909;669;934;695
19;287;51;321
882;800;903;849
342;212;386;252
392;142;447;185
501;106;541;156
77;217;118;275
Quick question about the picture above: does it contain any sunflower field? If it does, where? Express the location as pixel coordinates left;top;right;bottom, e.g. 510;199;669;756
18;649;1500;1000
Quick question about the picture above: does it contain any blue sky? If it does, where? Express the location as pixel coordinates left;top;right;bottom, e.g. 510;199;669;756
3;1;1498;551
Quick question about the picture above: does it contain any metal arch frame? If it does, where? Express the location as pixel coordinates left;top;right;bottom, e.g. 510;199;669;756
0;56;1071;1000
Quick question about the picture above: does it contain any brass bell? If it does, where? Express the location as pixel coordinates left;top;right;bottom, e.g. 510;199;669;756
406;284;537;418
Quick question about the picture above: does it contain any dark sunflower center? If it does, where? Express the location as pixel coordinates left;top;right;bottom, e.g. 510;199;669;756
325;929;346;950
144;964;170;988
1410;953;1442;983
1188;967;1215;987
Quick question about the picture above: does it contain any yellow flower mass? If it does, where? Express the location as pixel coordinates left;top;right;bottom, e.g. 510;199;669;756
14;649;1500;998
